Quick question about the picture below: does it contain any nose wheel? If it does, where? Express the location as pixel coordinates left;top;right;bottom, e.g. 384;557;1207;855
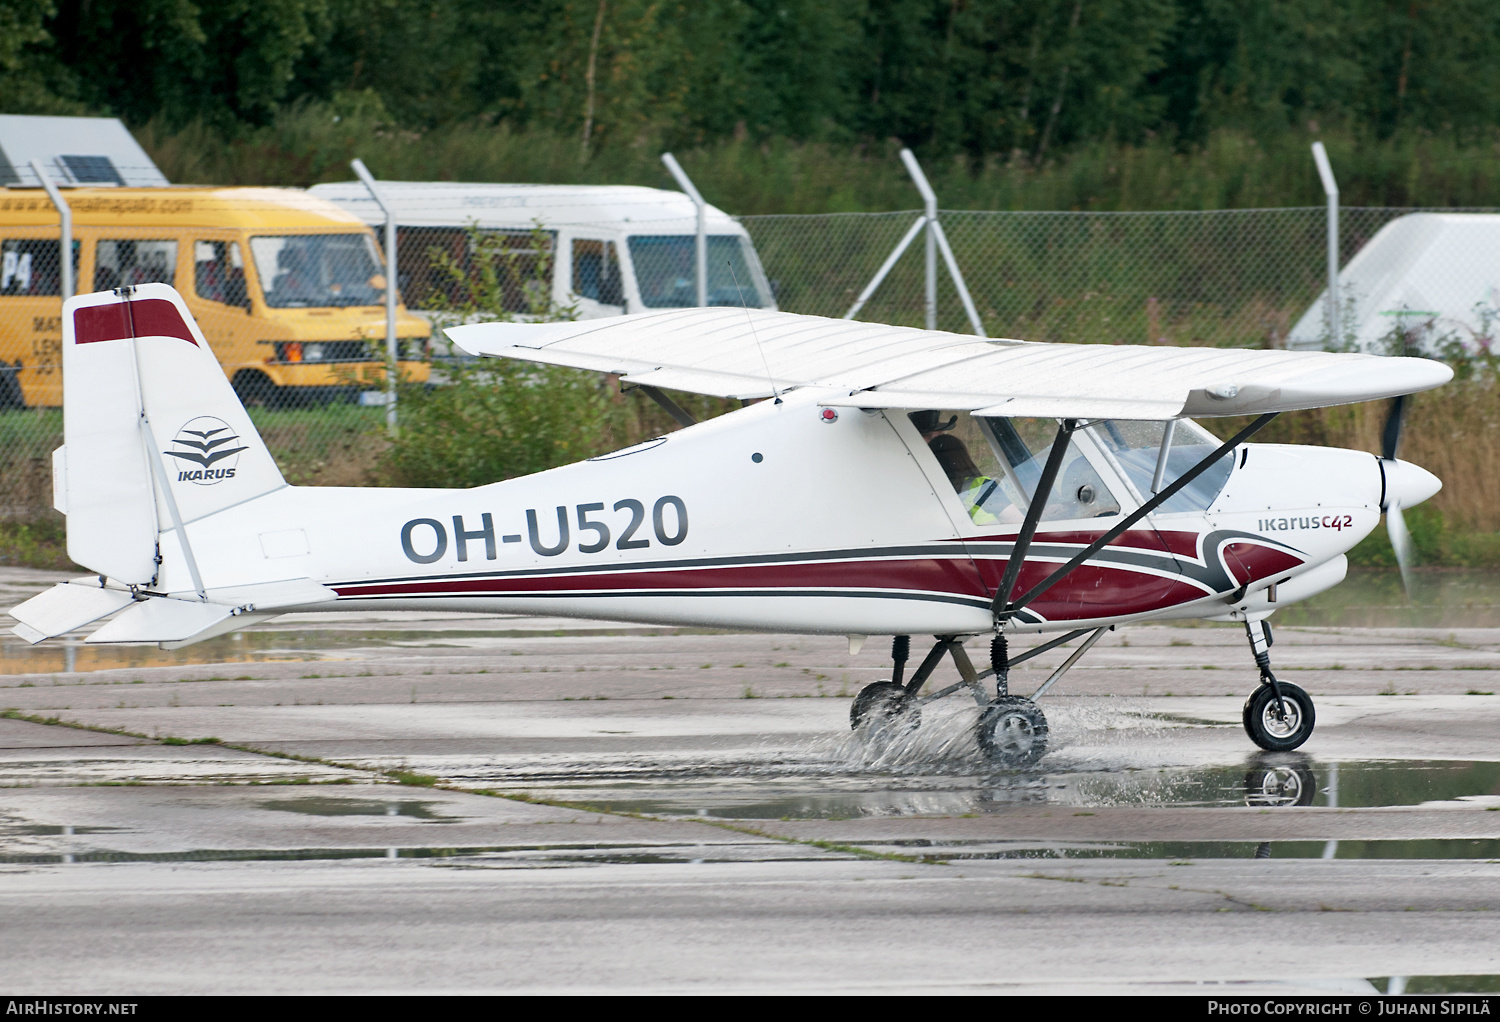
1239;619;1316;752
1243;681;1315;751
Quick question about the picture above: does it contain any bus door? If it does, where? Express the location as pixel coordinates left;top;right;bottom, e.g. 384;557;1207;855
0;234;78;408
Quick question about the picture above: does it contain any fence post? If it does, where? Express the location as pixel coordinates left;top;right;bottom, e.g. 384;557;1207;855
902;150;939;331
1311;142;1340;346
660;153;707;307
350;158;399;436
31;160;72;302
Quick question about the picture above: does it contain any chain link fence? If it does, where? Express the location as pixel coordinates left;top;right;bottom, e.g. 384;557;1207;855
742;206;1498;347
2;201;1488;522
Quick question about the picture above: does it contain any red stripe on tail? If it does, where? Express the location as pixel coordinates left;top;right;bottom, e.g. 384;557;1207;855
75;299;196;346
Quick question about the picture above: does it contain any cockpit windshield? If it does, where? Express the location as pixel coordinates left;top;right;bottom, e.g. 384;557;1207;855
249;234;386;308
627;235;772;308
1089;418;1232;514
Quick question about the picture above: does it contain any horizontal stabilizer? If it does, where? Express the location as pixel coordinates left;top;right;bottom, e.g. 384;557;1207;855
85;598;236;645
186;578;337;611
8;582;135;644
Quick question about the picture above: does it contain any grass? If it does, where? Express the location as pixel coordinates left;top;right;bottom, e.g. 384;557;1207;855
141;115;1500;215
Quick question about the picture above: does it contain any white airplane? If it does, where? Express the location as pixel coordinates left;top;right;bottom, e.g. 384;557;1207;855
9;284;1451;763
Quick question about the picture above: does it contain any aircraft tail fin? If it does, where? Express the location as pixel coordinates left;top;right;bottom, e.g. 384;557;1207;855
57;284;286;589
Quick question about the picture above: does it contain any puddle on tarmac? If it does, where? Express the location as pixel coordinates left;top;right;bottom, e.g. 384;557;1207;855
255;796;455;821
855;837;1500;861
0;843;796;866
1371;975;1500;994
503;755;1500;820
2;836;1497;866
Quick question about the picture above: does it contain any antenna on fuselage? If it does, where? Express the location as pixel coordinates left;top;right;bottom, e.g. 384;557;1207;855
728;260;781;405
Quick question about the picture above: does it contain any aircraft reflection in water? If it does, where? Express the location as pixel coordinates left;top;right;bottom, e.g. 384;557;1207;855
11;285;1450;764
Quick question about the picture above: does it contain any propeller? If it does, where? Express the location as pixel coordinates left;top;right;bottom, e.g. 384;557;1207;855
1379;395;1414;597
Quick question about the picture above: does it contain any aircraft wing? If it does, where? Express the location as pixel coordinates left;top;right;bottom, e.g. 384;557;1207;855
445;308;1453;418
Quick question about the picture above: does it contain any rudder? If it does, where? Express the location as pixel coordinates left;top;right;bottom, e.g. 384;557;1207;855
59;284;285;589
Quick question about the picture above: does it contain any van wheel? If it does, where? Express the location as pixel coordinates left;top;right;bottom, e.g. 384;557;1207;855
0;362;24;410
232;370;280;410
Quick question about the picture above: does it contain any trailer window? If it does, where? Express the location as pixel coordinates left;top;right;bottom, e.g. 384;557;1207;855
572;239;623;307
628;235;770;308
250;234;384;308
94;239;177;291
0;239;74;295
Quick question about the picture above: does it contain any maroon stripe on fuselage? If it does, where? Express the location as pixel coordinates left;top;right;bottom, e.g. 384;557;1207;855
333;553;1220;622
1223;542;1303;585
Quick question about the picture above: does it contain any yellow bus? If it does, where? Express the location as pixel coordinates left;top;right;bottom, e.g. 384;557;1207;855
0;186;430;409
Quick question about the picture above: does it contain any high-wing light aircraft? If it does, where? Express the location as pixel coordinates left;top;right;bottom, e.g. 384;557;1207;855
9;285;1451;763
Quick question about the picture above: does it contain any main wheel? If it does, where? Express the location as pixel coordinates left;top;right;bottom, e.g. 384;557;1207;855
0;362;23;410
850;681;918;731
232;369;281;409
1243;761;1317;807
976;696;1049;765
1242;682;1315;752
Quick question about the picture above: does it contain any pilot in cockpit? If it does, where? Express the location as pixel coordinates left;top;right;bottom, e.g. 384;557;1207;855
929;434;1017;525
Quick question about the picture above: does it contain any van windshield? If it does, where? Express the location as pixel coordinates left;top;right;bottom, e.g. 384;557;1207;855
249;234;385;308
627;235;771;308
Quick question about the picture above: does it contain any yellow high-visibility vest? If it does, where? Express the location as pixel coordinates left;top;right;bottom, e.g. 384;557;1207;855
961;476;1001;524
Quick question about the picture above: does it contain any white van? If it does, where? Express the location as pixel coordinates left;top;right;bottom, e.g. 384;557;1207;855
308;181;776;319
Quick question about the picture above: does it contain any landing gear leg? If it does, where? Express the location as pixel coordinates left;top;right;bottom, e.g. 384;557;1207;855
1242;620;1315;752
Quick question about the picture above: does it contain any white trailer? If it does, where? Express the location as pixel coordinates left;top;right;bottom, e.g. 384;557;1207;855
308;181;775;319
1287;212;1500;354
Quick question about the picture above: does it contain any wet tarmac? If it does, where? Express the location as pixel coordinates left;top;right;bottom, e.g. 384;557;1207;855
2;565;1500;993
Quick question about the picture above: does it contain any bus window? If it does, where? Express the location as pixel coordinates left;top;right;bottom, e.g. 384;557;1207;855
573;239;623;307
194;240;249;309
250;234;384;308
95;239;177;291
1;239;70;295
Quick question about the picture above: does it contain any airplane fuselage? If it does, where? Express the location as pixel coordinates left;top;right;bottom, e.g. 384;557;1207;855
168;390;1386;637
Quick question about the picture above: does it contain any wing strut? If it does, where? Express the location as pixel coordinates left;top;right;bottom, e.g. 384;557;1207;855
624;383;697;428
994;412;1280;627
990;419;1079;620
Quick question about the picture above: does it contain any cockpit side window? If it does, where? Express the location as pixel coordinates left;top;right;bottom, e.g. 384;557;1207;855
911;411;1121;526
1089;418;1231;513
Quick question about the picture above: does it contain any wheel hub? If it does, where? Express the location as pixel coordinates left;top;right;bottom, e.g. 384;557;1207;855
1261;697;1302;739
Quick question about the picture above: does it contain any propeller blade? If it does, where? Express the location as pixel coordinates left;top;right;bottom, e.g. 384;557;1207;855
1380;394;1407;462
1387;503;1415;599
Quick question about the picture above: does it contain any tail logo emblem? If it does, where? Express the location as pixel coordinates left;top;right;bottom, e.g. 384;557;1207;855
164;416;247;485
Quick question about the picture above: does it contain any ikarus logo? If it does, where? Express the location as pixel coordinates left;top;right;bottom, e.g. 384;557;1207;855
164;416;247;485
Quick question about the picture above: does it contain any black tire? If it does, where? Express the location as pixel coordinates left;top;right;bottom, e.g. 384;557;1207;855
976;696;1049;765
1243;682;1315;752
232;369;280;409
850;681;918;731
1243;760;1317;807
0;361;23;410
